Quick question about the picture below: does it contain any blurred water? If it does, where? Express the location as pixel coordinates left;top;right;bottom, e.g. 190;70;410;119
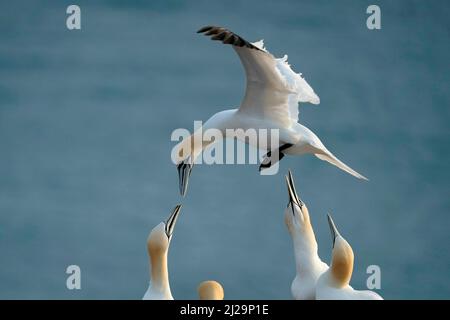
0;0;449;299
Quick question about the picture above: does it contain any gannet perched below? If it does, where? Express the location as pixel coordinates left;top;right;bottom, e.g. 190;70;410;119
143;205;182;300
284;170;328;299
198;280;225;300
316;214;383;300
175;25;367;196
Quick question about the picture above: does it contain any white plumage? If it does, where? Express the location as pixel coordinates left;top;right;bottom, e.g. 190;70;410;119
176;26;367;196
284;170;328;300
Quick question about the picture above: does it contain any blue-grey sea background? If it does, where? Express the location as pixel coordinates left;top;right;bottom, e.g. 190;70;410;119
0;0;449;299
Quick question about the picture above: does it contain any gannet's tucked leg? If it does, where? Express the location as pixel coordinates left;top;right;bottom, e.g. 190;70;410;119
259;143;294;172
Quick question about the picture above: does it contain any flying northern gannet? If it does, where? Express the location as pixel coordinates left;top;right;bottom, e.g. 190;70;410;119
284;170;328;299
315;214;383;300
175;26;368;196
143;205;182;300
198;280;225;300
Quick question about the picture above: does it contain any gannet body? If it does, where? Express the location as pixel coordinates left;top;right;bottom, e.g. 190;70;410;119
143;205;182;300
284;170;328;299
175;26;367;196
316;215;383;300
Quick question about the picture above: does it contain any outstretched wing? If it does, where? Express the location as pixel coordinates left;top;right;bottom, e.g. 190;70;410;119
197;26;320;128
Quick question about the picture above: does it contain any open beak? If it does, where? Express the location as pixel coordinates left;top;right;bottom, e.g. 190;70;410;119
177;159;193;197
285;170;304;214
165;204;182;238
327;213;340;248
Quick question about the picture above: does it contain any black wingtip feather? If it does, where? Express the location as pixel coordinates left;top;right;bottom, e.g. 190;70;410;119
197;26;214;33
196;25;263;51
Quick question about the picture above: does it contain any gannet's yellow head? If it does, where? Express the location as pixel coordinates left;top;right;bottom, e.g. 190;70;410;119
327;214;354;287
147;205;182;257
198;280;224;300
284;170;313;237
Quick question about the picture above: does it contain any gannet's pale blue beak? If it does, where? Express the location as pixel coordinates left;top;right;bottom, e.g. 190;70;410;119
165;204;182;238
177;160;193;197
285;169;304;215
327;213;341;248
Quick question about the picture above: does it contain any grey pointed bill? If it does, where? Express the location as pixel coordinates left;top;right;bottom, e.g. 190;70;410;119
177;160;193;197
165;204;182;238
327;213;341;248
285;170;304;213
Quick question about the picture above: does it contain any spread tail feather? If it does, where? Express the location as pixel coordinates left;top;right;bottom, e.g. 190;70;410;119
315;151;368;181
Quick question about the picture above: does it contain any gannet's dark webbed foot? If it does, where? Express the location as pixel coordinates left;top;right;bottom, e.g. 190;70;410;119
259;152;285;171
259;143;293;172
177;159;194;197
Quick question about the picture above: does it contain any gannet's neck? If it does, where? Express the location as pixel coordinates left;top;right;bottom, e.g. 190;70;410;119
291;228;321;274
149;250;171;294
174;109;237;165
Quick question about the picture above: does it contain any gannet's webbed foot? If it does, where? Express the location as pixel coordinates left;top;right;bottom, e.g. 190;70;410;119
259;152;285;171
259;143;293;172
177;159;194;197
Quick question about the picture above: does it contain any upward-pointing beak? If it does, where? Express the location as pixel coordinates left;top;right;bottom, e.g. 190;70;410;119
327;213;340;248
285;170;304;213
165;204;182;238
177;160;193;197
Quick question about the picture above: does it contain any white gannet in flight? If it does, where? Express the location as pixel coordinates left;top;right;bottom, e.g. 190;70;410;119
175;25;368;196
284;170;328;299
198;280;225;300
143;205;182;300
316;214;383;300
